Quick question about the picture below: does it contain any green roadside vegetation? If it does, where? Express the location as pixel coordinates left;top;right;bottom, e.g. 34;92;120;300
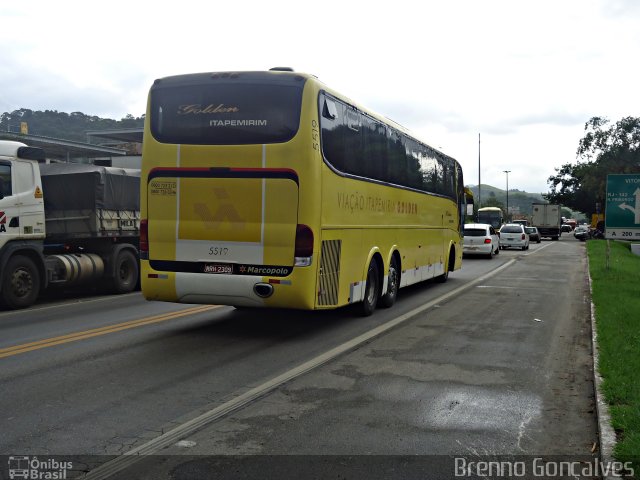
587;240;640;471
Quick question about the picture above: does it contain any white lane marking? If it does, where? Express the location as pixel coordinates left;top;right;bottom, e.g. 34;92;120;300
522;242;556;255
85;259;517;480
496;277;565;282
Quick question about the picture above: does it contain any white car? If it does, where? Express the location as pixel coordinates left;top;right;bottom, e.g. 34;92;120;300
499;223;530;250
463;223;500;259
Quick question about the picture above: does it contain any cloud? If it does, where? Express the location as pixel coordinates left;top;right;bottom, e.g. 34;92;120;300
0;50;146;118
508;110;591;129
0;0;638;195
599;0;640;17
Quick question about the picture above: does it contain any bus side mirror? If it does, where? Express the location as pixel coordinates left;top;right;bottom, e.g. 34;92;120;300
466;204;474;216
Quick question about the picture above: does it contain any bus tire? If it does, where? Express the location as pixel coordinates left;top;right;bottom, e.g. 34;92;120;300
380;255;400;309
2;255;40;309
361;259;380;316
436;249;454;283
110;249;139;294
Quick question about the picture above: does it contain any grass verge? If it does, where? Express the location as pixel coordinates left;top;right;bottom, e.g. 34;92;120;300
587;240;640;471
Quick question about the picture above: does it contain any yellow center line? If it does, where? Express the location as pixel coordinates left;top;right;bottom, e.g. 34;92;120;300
0;305;221;359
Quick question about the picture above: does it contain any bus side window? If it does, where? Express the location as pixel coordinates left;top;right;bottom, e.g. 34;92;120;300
323;98;337;119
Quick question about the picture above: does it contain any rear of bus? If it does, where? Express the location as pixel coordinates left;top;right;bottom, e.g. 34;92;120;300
140;71;321;309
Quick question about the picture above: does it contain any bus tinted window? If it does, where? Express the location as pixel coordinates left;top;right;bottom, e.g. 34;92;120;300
150;81;304;145
320;92;458;199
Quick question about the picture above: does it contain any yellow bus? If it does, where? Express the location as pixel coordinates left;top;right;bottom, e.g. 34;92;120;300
477;207;504;231
140;68;468;315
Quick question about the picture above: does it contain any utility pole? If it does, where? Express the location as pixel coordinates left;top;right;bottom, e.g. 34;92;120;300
504;170;511;222
478;133;481;210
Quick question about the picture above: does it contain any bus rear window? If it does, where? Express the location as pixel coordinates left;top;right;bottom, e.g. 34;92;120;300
150;79;304;145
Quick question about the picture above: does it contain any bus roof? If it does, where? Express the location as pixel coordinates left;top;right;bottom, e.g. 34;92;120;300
150;70;457;165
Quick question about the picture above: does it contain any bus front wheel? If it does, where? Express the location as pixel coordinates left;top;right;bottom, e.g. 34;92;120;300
437;249;454;283
361;260;380;316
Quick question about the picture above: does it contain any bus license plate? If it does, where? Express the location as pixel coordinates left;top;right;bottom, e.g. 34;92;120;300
204;264;233;274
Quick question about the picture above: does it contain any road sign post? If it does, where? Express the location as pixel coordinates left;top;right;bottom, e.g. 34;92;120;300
605;174;640;240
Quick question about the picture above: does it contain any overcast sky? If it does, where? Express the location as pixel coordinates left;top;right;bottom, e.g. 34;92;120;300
1;0;639;193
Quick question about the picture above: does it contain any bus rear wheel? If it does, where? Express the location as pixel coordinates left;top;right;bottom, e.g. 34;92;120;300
361;260;380;316
380;255;399;308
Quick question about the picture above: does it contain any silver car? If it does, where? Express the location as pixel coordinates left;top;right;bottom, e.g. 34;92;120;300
463;223;500;259
499;224;530;250
525;226;541;243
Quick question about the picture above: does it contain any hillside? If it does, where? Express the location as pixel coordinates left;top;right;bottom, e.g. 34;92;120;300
0;108;144;142
467;184;546;217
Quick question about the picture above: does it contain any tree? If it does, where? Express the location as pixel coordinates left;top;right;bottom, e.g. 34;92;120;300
0;108;144;142
481;197;505;210
546;116;640;217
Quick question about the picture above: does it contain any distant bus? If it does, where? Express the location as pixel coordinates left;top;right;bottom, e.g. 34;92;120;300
140;69;468;315
477;207;504;230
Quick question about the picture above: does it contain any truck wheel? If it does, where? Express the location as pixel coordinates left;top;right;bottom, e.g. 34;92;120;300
111;250;138;294
2;255;40;309
380;255;400;309
361;259;380;316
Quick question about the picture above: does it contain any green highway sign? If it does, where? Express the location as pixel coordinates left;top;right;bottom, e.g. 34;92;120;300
605;174;640;240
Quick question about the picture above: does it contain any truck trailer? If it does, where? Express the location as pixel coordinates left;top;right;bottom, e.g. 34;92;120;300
0;140;140;309
531;203;562;240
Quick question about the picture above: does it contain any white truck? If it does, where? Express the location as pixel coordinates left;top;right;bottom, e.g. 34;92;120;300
531;202;562;240
0;140;140;309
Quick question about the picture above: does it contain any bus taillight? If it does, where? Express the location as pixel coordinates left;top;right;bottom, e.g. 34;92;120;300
140;219;149;253
294;224;313;267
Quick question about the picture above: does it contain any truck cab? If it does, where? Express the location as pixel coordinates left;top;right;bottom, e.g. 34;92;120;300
0;141;48;308
0;142;46;239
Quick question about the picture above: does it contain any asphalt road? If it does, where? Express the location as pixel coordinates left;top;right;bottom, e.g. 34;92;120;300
0;235;597;479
